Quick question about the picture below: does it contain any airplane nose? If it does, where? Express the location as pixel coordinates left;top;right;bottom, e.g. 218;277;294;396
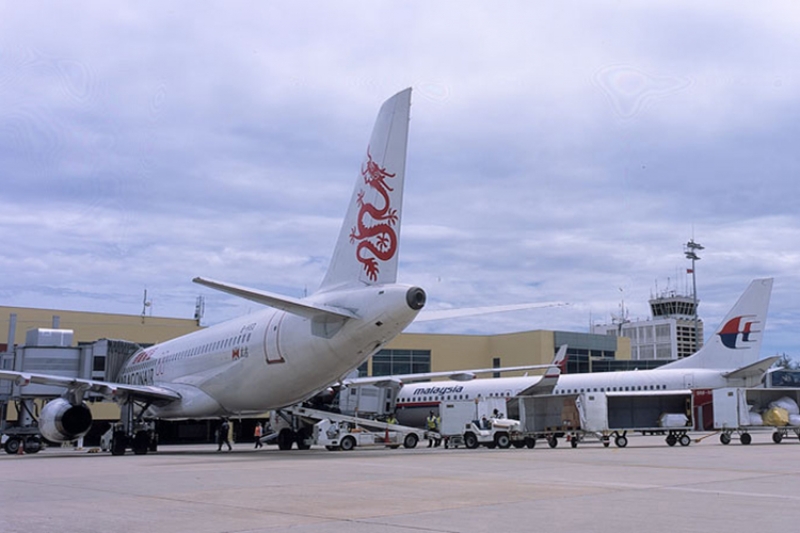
406;287;426;310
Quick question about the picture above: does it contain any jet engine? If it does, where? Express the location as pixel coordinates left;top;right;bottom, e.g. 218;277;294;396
38;398;93;443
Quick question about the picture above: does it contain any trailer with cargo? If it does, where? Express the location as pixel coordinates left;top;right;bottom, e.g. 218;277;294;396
712;387;800;445
518;390;698;448
516;393;583;448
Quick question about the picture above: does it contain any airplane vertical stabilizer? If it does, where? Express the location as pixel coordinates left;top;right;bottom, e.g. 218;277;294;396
659;278;773;371
319;88;412;292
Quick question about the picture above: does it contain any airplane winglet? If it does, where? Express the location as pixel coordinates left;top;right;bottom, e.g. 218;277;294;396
517;344;567;396
192;277;359;320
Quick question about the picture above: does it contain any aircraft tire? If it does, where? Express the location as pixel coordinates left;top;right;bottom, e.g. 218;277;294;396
277;429;294;451
403;433;419;449
111;431;128;456
740;432;752;445
295;428;311;450
340;435;356;451
720;433;731;445
132;431;150;455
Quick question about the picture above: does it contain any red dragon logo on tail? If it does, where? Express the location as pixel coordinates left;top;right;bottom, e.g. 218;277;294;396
349;147;398;281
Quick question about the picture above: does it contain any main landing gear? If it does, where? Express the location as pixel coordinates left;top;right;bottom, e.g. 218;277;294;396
107;398;158;456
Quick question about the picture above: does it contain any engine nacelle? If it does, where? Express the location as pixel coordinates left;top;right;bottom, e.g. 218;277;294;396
39;398;93;443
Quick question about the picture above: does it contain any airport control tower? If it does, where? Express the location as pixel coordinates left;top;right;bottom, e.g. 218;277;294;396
648;290;703;360
592;288;703;362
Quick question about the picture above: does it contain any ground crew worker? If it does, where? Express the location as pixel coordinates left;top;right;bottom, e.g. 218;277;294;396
426;410;438;447
217;418;232;451
386;413;398;425
254;422;263;449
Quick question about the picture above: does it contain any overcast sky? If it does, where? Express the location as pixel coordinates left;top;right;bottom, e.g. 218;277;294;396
1;2;798;359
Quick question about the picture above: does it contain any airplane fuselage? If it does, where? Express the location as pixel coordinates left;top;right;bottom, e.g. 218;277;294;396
395;367;753;427
118;284;422;418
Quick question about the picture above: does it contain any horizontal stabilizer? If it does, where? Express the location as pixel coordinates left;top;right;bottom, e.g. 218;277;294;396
193;277;358;320
415;301;568;322
723;355;781;381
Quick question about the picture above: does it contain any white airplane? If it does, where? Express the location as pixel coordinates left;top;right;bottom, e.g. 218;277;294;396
1;89;429;455
391;278;777;427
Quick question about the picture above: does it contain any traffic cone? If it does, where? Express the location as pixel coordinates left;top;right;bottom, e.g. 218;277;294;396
17;441;25;455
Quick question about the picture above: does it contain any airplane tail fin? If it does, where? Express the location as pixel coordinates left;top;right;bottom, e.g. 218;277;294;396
318;88;412;292
659;278;773;371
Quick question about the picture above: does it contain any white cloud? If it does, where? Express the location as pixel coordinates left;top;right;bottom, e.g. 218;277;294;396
1;1;798;359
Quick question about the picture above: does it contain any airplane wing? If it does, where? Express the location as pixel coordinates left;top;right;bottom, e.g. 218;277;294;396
722;355;782;381
414;302;568;322
342;363;557;386
193;277;359;320
0;370;182;403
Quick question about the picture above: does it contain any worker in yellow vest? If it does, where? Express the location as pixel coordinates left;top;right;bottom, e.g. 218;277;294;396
426;411;440;447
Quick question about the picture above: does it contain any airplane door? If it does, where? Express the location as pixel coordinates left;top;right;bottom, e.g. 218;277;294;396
264;312;286;364
692;389;714;430
683;373;694;389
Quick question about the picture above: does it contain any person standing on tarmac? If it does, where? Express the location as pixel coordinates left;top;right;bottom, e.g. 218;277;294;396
217;418;232;451
426;411;441;447
254;422;263;449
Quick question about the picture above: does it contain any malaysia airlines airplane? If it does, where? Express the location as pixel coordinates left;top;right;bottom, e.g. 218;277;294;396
392;278;776;427
0;89;428;454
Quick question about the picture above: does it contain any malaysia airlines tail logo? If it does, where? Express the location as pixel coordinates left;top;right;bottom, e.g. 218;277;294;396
349;147;398;281
718;315;760;349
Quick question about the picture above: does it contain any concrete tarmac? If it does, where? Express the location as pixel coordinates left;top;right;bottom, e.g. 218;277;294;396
2;433;800;533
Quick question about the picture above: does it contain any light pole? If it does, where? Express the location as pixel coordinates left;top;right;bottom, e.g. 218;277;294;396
684;239;704;353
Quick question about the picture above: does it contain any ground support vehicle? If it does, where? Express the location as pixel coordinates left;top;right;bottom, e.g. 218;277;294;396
584;390;696;448
712;387;800;445
269;405;425;451
0;398;46;454
519;390;696;448
438;398;529;449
